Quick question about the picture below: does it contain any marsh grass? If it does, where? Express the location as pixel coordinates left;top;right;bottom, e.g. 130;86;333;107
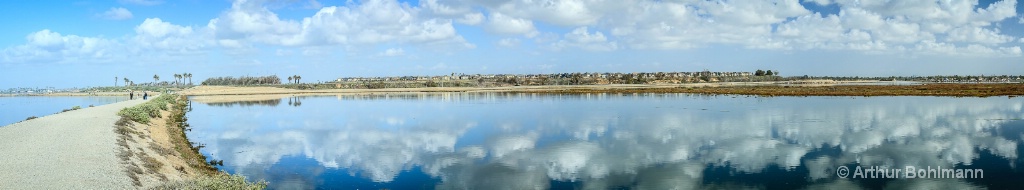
148;174;267;190
24;116;38;121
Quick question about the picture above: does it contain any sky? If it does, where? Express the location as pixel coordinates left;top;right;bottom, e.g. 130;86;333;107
1;0;1023;88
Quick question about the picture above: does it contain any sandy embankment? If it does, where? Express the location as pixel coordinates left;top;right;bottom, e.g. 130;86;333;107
0;99;146;189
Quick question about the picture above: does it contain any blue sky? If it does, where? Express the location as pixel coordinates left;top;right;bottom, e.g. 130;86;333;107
1;0;1023;88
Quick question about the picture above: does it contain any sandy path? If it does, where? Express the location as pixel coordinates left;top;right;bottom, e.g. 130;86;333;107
0;98;146;189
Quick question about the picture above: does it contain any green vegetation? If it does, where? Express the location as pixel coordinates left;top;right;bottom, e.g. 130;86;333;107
60;106;82;113
201;75;281;85
24;116;38;121
149;174;267;190
117;94;174;124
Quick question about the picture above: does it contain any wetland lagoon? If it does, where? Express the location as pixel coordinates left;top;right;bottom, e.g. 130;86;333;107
0;96;128;126
185;93;1024;189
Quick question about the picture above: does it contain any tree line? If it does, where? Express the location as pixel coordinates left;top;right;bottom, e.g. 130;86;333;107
119;72;194;87
201;75;282;85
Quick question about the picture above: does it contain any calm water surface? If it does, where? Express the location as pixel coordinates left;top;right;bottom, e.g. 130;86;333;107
186;93;1024;189
0;96;128;126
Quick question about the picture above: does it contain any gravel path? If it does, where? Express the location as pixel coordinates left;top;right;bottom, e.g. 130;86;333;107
0;98;146;189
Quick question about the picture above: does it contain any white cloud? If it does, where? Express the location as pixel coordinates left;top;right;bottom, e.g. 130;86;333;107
839;8;885;30
496;38;520;48
136;18;193;38
118;0;162;6
701;0;811;26
805;0;832;6
208;0;473;49
551;27;617;51
421;0;474;16
419;0;483;25
456;12;484;25
486;0;602;26
2;30;117;64
5;0;1023;66
98;7;133;20
133;18;208;53
379;48;405;57
946;27;1015;44
485;13;538;37
208;0;302;45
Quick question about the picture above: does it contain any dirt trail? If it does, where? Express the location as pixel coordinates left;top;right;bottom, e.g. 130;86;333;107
0;99;146;189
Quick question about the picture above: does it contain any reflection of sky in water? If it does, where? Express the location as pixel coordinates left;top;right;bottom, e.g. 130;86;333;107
186;94;1024;189
0;96;128;126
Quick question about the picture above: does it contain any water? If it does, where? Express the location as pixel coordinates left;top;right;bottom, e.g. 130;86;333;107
185;93;1024;189
0;96;129;126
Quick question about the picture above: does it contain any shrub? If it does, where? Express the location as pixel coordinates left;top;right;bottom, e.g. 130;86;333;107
25;116;38;121
117;94;175;124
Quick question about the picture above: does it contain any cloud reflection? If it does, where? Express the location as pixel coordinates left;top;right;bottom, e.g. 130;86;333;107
188;94;1023;189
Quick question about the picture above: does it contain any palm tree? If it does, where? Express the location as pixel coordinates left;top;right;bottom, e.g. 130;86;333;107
185;73;193;85
115;77;118;87
295;75;302;84
287;76;293;84
124;78;130;87
174;74;181;86
153;75;160;86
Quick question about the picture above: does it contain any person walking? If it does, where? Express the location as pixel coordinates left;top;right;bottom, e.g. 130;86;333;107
143;91;148;100
129;91;134;100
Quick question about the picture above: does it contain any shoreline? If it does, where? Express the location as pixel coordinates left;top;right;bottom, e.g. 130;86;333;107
0;92;130;97
113;94;264;189
1;93;262;189
181;82;1024;98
